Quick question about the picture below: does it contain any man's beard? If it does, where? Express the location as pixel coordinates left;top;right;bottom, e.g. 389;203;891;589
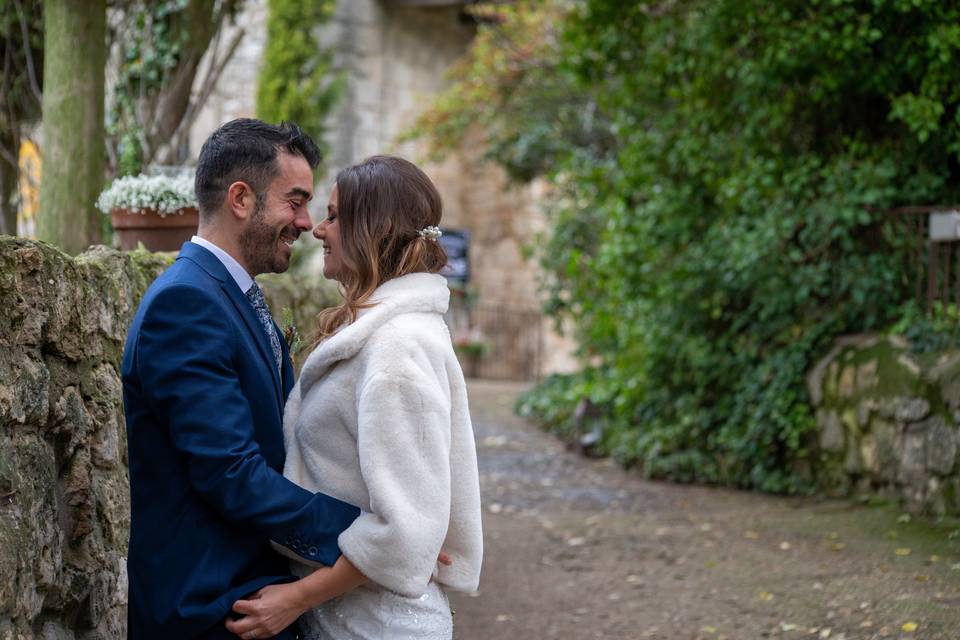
239;196;292;276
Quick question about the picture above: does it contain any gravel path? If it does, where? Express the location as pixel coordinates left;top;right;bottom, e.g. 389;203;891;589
450;380;960;640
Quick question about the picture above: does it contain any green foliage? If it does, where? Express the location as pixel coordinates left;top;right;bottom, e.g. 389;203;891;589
256;0;341;165
419;0;960;492
108;0;241;176
109;0;192;175
890;301;960;354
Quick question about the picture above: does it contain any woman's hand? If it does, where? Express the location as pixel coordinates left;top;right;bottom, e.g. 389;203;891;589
224;581;310;639
225;556;368;638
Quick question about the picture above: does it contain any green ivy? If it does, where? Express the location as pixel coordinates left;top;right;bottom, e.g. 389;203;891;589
256;0;341;165
420;0;960;493
108;0;191;176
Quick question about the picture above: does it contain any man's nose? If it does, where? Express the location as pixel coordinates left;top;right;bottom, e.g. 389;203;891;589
294;208;312;232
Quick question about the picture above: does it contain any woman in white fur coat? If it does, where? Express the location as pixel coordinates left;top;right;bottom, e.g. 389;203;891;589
226;156;482;640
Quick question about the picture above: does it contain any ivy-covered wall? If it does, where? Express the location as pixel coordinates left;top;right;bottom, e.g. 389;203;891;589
809;335;960;515
0;238;335;638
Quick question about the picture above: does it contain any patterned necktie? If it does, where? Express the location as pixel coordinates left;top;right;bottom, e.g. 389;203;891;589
245;282;282;372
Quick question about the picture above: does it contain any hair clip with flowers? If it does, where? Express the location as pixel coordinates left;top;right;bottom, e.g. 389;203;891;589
418;225;443;241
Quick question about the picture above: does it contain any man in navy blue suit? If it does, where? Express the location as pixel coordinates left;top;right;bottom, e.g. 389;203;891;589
121;119;359;639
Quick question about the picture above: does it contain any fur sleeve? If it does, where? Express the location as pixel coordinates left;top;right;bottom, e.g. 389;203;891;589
336;368;453;597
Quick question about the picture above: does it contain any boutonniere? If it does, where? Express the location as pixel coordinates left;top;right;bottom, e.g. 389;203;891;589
280;307;302;357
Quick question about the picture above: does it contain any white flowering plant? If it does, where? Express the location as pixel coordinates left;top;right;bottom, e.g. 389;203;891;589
96;173;197;216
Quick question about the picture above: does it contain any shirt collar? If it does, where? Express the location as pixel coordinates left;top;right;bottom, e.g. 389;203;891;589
191;235;254;293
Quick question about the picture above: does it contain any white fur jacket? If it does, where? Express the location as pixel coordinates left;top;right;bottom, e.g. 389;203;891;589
282;272;483;597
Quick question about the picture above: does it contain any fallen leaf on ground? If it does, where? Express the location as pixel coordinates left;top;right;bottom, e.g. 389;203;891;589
744;530;760;540
901;621;918;632
758;591;774;602
779;541;792;550
894;547;911;556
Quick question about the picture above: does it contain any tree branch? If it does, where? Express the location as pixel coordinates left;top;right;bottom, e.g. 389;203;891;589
12;0;42;107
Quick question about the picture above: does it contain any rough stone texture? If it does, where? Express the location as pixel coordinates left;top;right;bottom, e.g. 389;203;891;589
810;334;960;515
817;409;844;452
0;237;336;638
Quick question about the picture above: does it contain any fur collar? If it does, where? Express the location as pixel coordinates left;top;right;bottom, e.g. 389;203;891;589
298;272;450;388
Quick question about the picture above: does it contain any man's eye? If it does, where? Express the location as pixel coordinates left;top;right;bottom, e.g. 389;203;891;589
290;200;302;208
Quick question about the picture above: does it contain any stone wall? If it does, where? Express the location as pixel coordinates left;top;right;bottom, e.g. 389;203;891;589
808;334;960;515
0;238;337;638
0;238;168;639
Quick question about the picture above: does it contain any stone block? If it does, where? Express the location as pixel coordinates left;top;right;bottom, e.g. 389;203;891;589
860;434;878;474
925;418;957;476
0;350;50;428
856;399;873;428
897;353;921;376
856;358;878;391
841;408;860;435
843;439;862;474
899;423;927;486
807;343;845;406
40;622;74;640
870;419;901;482
817;409;845;453
874;396;930;423
895;397;930;423
837;365;856;397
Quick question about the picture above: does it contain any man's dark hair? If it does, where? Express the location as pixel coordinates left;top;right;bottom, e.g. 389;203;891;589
194;118;321;220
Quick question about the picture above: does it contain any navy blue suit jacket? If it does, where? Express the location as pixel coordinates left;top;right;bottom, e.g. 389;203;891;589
121;242;359;639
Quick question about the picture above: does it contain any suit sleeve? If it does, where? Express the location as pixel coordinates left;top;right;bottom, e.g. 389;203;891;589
134;283;359;566
337;369;453;597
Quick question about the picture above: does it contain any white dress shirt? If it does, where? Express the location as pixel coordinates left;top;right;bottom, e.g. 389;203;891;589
191;235;254;294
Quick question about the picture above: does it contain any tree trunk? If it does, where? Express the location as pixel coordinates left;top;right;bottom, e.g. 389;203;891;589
0;128;18;236
37;0;105;254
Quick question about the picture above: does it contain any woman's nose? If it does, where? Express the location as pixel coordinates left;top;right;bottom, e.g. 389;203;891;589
313;223;323;239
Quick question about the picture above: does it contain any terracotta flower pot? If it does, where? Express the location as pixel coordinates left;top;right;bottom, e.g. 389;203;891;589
110;207;199;252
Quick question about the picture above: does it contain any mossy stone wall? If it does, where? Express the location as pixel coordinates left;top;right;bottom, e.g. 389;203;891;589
809;335;960;515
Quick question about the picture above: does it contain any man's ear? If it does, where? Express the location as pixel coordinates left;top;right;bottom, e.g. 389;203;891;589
226;181;255;221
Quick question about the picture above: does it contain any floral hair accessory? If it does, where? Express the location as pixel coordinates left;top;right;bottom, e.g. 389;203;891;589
418;225;443;241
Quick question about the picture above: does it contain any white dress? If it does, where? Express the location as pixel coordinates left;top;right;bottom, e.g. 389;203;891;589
293;569;453;640
279;272;483;639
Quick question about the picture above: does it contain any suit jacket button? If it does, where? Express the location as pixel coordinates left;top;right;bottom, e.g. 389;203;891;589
308;546;317;556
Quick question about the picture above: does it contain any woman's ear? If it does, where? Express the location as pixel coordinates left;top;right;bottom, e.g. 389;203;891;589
226;181;255;221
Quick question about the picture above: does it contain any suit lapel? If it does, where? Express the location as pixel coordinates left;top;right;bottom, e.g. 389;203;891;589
177;242;284;410
221;281;284;409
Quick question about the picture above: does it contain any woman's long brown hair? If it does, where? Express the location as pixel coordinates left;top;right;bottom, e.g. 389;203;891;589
313;155;448;341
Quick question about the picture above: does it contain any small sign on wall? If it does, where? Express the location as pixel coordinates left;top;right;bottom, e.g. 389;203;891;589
439;228;470;285
929;211;960;241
